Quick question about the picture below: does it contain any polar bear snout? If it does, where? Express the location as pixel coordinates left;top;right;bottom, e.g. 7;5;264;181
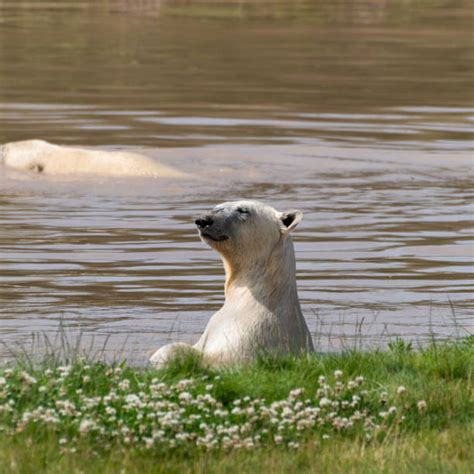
195;215;214;229
195;213;229;243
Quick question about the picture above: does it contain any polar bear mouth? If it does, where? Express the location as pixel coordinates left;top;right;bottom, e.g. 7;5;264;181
200;231;229;242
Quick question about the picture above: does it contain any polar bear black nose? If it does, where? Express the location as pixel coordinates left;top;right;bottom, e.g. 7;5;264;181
195;215;214;229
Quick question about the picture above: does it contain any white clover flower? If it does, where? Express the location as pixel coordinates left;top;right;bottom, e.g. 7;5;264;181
55;400;76;415
0;361;420;452
379;392;388;404
417;400;427;413
152;429;165;440
121;426;131;435
351;410;362;421
319;397;331;408
288;388;304;400
294;401;303;411
176;379;193;390
274;435;283;445
20;372;37;386
244;438;254;449
178;392;193;403
297;419;315;430
355;376;364;385
79;419;94;434
144;437;154;449
222;436;233;448
397;386;407;396
58;366;71;376
118;380;130;391
228;425;239;436
318;375;326;385
316;388;325;398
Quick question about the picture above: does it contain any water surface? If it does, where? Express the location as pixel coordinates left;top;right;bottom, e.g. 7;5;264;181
0;1;472;363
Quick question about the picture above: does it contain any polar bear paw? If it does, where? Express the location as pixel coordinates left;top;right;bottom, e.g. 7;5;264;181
149;342;200;368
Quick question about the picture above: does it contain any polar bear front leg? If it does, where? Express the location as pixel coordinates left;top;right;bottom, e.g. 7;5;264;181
149;342;201;368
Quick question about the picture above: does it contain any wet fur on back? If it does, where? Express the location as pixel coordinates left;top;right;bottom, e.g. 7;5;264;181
1;139;185;178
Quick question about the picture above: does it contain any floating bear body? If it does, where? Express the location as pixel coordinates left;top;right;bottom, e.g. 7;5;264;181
0;139;184;177
150;200;314;367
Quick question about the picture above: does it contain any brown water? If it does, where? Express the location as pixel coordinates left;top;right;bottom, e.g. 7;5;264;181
0;1;473;363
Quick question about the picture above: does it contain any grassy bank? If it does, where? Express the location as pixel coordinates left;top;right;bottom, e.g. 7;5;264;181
0;339;472;473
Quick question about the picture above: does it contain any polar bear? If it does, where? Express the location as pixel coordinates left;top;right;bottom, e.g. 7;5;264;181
150;200;314;367
0;139;185;177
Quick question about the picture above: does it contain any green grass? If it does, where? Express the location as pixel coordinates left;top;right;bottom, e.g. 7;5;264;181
0;338;472;474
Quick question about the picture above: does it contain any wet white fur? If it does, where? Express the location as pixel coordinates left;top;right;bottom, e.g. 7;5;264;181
150;200;314;367
0;139;185;177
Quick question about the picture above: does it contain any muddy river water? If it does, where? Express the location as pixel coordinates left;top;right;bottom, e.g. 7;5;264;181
0;1;472;363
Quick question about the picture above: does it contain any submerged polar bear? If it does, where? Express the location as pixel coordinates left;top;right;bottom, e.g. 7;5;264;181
0;139;185;177
150;200;314;367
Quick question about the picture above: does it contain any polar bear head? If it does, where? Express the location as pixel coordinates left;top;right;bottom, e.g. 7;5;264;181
195;200;302;276
1;139;53;172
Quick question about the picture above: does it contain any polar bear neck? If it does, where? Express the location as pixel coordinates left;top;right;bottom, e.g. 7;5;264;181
222;236;302;317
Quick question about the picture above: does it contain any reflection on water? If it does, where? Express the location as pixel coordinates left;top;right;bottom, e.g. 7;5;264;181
0;1;473;363
1;103;473;150
1;0;473;147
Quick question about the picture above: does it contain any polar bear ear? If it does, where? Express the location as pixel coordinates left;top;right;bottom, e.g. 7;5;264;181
279;210;303;234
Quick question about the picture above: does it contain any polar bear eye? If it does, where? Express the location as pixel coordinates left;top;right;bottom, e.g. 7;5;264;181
236;207;249;215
